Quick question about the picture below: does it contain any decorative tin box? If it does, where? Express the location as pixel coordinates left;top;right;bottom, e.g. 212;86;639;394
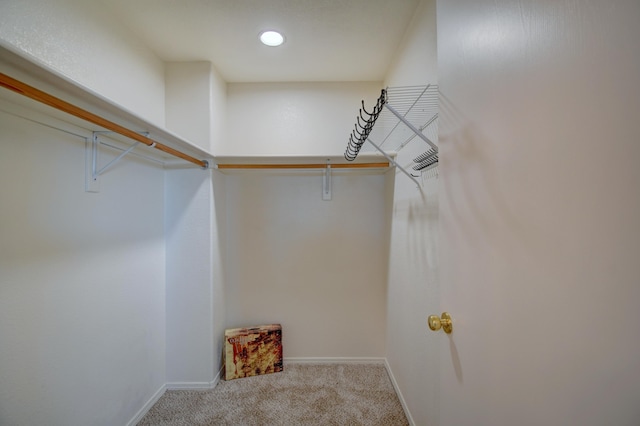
224;324;283;380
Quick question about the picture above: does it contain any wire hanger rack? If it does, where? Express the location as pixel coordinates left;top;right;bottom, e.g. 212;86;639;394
344;84;439;186
344;89;387;161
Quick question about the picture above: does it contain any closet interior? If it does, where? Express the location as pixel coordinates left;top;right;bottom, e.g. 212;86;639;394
0;6;437;421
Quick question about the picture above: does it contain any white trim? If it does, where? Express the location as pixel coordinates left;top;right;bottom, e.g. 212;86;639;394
384;359;416;426
166;366;223;390
166;381;215;390
284;357;386;365
126;384;166;426
213;365;223;386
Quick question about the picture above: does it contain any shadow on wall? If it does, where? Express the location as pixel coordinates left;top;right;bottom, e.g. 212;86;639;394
438;93;531;256
448;334;463;384
405;193;438;273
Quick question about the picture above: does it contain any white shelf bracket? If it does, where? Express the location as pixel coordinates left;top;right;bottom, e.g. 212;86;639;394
85;131;147;193
366;138;421;189
322;160;332;201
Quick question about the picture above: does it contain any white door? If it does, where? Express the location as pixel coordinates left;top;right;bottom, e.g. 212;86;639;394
437;1;640;425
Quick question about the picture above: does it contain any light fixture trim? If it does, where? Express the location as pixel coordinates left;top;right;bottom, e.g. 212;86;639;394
259;30;285;47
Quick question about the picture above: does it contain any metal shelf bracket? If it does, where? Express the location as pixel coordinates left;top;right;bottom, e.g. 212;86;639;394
85;131;148;193
322;159;332;201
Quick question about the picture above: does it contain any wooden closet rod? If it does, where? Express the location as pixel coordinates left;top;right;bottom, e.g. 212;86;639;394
217;162;389;170
0;72;208;169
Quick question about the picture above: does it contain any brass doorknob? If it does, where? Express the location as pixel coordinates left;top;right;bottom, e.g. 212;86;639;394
428;312;453;334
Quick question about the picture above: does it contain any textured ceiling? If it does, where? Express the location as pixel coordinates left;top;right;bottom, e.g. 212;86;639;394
99;0;420;83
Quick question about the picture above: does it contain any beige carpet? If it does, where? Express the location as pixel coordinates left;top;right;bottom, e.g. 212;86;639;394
138;363;409;425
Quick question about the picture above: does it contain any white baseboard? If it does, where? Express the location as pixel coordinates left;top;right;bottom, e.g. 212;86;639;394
284;357;386;365
166;366;223;390
126;384;166;426
166;381;215;390
383;359;416;426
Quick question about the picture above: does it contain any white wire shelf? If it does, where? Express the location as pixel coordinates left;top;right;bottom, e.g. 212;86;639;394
369;84;439;154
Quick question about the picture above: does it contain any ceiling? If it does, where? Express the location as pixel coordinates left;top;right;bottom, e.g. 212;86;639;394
99;0;421;83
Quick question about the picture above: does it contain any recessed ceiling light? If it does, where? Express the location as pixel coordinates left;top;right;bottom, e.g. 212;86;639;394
259;30;285;47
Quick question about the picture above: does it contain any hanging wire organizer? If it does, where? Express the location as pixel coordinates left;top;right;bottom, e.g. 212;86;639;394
344;85;439;186
344;89;387;161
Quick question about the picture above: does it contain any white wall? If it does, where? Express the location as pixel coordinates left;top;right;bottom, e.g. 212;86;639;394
1;3;231;420
165;62;214;150
224;171;390;358
223;80;391;358
0;110;166;426
165;62;227;386
0;2;171;424
211;171;228;375
382;1;439;425
0;0;166;126
209;65;228;154
165;168;223;385
385;0;438;87
224;82;382;156
438;1;640;425
165;61;227;153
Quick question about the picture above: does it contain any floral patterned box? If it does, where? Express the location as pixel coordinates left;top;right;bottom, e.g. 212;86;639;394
224;324;283;380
